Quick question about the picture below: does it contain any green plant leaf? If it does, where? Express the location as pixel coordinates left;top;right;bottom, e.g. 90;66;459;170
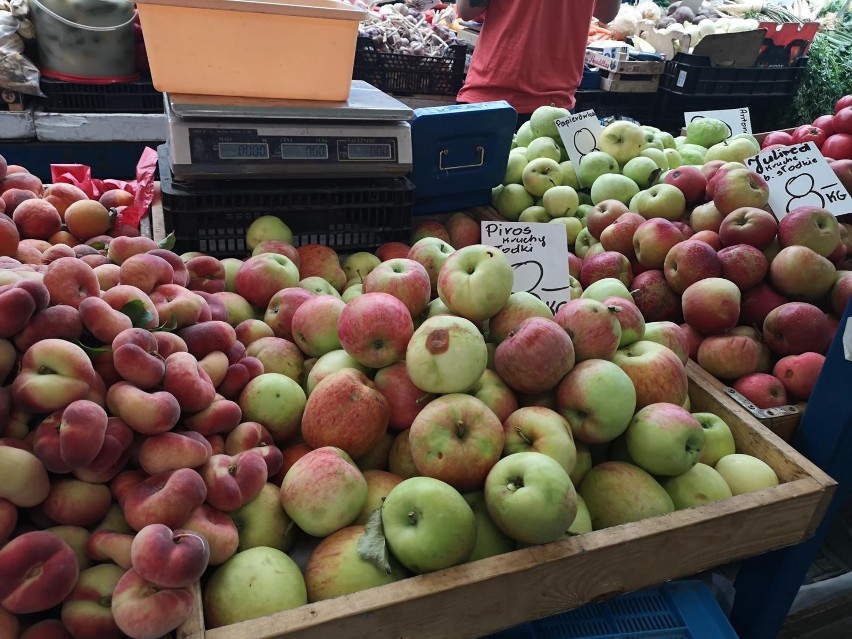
120;300;154;329
357;507;392;574
152;313;179;333
76;341;113;358
89;241;108;251
158;231;176;251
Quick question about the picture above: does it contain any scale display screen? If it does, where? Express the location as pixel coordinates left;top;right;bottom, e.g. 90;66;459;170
281;143;328;160
217;142;269;159
347;143;392;160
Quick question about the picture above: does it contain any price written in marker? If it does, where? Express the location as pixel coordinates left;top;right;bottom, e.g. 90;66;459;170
480;221;571;315
683;107;752;135
745;142;852;219
555;110;603;188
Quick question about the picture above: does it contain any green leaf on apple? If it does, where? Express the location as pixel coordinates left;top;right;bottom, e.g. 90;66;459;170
120;300;155;329
75;341;113;357
357;507;393;575
158;231;176;251
152;313;179;333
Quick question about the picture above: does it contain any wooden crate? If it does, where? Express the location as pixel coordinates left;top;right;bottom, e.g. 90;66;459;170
176;360;835;639
585;50;662;93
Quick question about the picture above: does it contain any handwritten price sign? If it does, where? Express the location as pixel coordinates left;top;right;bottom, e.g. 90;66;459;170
481;221;571;314
745;142;851;219
555;110;603;188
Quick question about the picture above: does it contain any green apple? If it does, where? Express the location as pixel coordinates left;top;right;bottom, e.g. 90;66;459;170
574;227;599;258
578;151;619;188
685;117;729;148
730;132;760;149
503;152;528;186
598;120;646;167
522;158;564;197
510;147;528;159
674;135;686;147
559;143;569;163
579;461;675;530
693;412;736;466
576;204;594;227
231;483;296;552
342;283;363;303
299;276;341;298
381;476;476;573
570;441;592;487
220;258;244;293
305;349;370;396
484;451;577;544
622;156;662;189
542;185;579;218
488;291;553;343
438;244;514;322
493;183;535;221
463;490;515;561
559;161;581;189
625;403;705;476
515;121;535;148
590;173;640;206
677;144;707;166
239;373;307;443
663;148;683;169
519;206;551;223
502;406;577;474
527;137;562;162
569;275;583;299
355;469;403;525
492;184;504;203
406;315;488;394
658;132;676;149
550;217;583;246
662;463;733;509
704;137;761;163
578;191;593;206
580;277;632;302
246;215;293;251
342;252;381;283
641;130;665;151
530;105;570;139
714;453;779;496
203;547;307;628
567;494;592;535
631;183;687;221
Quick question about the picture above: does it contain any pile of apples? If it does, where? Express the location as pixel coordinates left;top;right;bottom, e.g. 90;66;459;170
0;150;781;638
493;105;852;411
762;95;852;168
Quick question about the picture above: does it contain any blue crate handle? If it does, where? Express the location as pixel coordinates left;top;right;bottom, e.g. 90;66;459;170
439;145;485;172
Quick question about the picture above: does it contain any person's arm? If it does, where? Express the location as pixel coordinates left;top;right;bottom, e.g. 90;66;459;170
456;0;488;21
593;0;621;24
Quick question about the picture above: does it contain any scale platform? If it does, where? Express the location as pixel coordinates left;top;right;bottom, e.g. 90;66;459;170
166;81;414;180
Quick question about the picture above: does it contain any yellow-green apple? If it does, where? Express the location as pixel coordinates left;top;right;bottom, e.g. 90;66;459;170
239;373;307;443
681;277;741;335
712;169;770;215
462;490;514;561
696;334;761;380
522;158;563;197
484;451;576;544
289;294;345;358
632;218;684;270
663;239;721;294
599;120;645;166
305;349;369;396
641;321;688;364
408;393;504;491
763;302;831;356
213;291;256;327
373;361;436;432
0;530;80;613
201;450;268;512
354;469;403;525
122;468;207;532
587;200;629;239
579;251;633;289
542;185;579;218
663;166;707;204
495;317;575;394
381;476;476;573
714;453;779;495
60;562;126;639
263;287;314;341
555;359;637;444
181;504;239;566
554;298;622;361
770;245;836;301
622;156;661;190
388;429;419;479
488;291;553;343
341;251;381;283
244;336;303;382
574;226;601;258
234;319;274;348
493;183;535;221
778;206;842;257
578;150;618;188
12;338;96;413
741;282;789;326
468;368;519;423
246;215;293;251
338;292;414;368
773;352;825;401
688;201;724;234
342;282;363;303
363;258;431;317
632;184;686;221
301;369;389;459
662;462;733;509
502;406;576;474
111;568;195;639
231;481;297;552
693;412;736;466
630;269;682;323
625;403;705;476
130;523;209;588
0;445;50;507
304;525;405;603
235;254;299;309
280;446;366;536
204;546;306;628
299;276;342;297
602;295;645;347
407;238;455;297
437;244;513;322
599;211;645;260
406;315;487;394
611;340;688;408
567;494;593;535
579;461;674;529
590;173;640;207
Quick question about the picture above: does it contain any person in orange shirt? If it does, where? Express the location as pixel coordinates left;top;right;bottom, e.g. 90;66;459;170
456;0;621;128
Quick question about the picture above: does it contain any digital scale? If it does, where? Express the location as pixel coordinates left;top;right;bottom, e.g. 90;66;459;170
165;81;414;180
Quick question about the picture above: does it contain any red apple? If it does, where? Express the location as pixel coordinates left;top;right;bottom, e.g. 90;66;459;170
663;166;707;204
663;239;721;294
733;373;789;409
718;207;778;250
682;278;741;335
717;244;769;291
761;131;794;148
763;302;831;356
773;352;825;401
629;269;682;323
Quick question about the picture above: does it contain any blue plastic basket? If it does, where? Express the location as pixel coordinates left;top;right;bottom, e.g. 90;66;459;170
487;581;737;639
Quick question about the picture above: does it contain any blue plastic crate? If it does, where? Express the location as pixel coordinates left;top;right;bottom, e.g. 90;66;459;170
487;581;737;639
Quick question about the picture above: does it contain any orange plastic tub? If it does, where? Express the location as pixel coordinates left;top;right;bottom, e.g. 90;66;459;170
135;0;366;101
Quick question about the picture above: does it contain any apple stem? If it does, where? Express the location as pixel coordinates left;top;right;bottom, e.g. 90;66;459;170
456;421;466;438
407;511;417;525
607;305;623;314
228;463;238;475
516;427;532;445
507;476;524;492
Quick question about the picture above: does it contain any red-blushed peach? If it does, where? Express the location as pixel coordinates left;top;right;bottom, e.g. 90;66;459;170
178;320;237;360
80;296;134;344
106;382;181;435
235;319;274;347
14;241;43;264
100;188;135;209
149;283;206;329
264;286;314;341
94;503;132;533
46;525;92;571
0;445;50;508
0;497;17;541
12;338;96;413
146;248;189;287
208;434;226;456
0;212;20;257
119;253;174;294
44;183;89;218
13;199;62;240
186;255;226;294
154;330;188;358
138;431;213;475
74;416;134;484
80;253;111;268
32;411;72;473
14;304;83;353
130;523;210;588
110;469;149;508
1;187;38;216
181;504;240;565
122;468;207;531
64;200;111;241
201;450;268;512
198;350;230;388
225;421;275;456
61;563;126;639
43;478;112;526
0;604;18;638
20;619;75;639
1;170;42;192
111;328;165;389
244;335;304;382
0;337;15;380
93;263;121;291
3;404;31;440
92;350;122;388
86;530;133;569
217;358;264;400
74;243;101;258
0;530;79;613
110;568;195;639
194;290;229;323
83;370;107;408
162;351;217;413
226;340;247;365
42;257;100;308
41;243;77;263
106;235;157;265
59;399;108;469
297;244;347;292
183;394;242;437
50;231;81;248
100;285;159;330
0;283;37;337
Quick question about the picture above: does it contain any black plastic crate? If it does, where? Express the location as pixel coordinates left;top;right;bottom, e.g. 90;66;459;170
39;77;164;114
660;55;808;97
653;93;782;135
158;152;414;258
573;89;659;124
353;36;467;96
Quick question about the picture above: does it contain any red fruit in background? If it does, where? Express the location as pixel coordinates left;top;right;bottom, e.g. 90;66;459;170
832;107;852;136
761;131;793;148
830;159;852;194
762;143;789;152
813;114;835;136
791;125;827;149
733;373;789;409
822;133;852;161
836;95;852;113
773;352;825;401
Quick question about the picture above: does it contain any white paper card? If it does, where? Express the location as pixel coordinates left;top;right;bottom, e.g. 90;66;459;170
844;318;852;362
745;142;852;219
555;110;603;188
683;107;753;135
480;221;571;314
